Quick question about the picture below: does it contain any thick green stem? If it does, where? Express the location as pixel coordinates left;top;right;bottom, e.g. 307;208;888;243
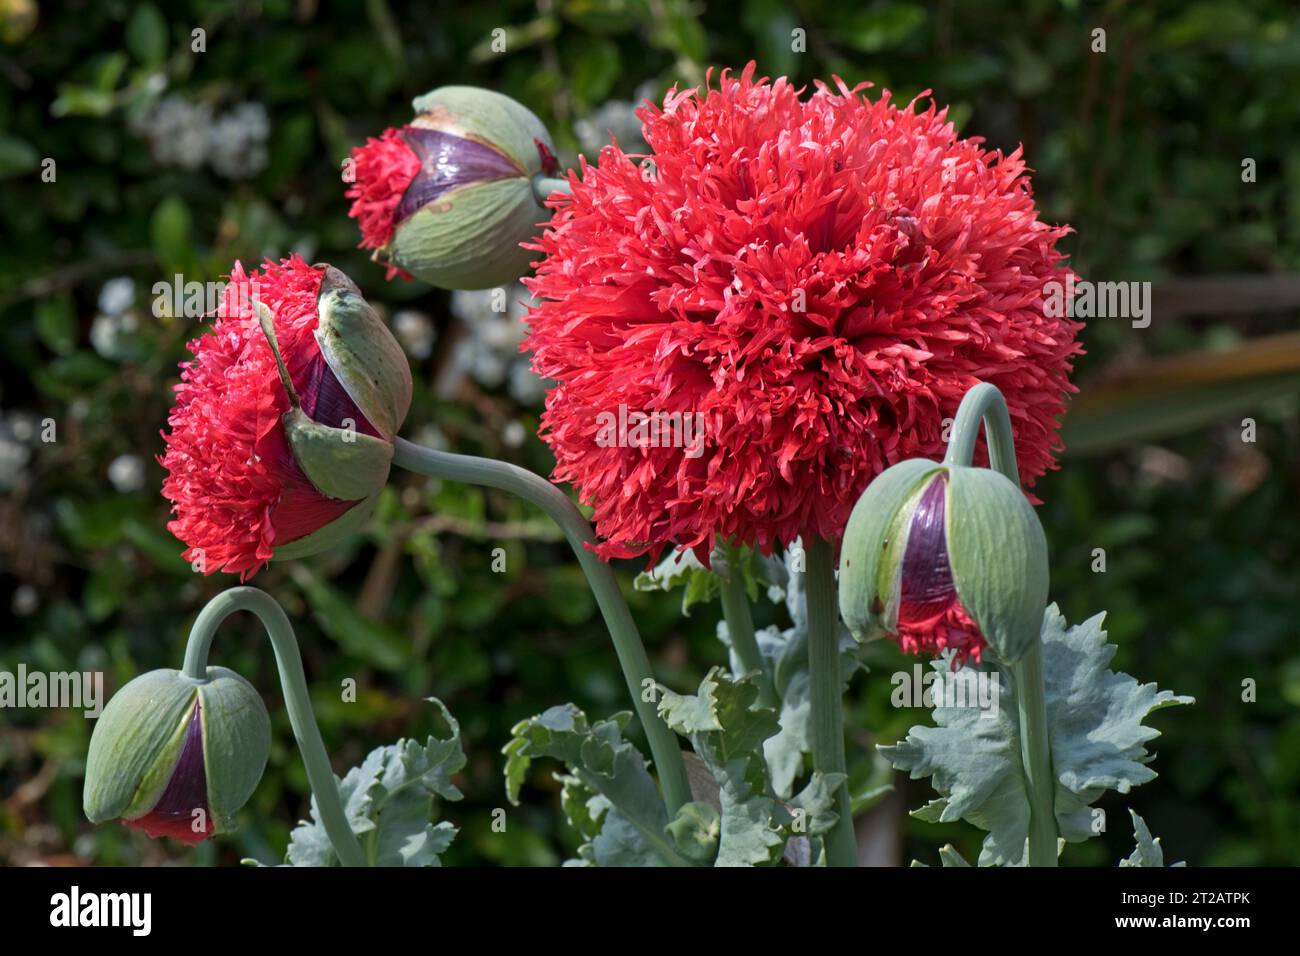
805;538;858;867
181;587;367;867
1011;645;1058;866
717;544;773;707
945;382;1058;866
392;438;691;815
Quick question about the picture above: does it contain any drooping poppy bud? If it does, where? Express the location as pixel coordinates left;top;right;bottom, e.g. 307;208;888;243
84;667;270;845
161;257;413;579
838;459;1049;665
346;86;560;289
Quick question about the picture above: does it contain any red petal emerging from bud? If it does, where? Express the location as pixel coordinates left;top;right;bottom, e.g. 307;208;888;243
894;474;987;667
160;256;378;579
347;127;422;252
124;700;213;845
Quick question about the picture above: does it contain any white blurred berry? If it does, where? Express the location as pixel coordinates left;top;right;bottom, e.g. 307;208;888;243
392;309;436;359
97;277;135;316
107;454;145;494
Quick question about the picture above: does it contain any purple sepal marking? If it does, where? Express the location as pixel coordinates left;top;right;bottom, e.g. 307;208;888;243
146;699;210;829
394;128;520;224
297;352;382;439
899;474;957;622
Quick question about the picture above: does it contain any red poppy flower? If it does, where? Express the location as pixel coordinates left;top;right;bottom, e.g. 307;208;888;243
524;64;1081;563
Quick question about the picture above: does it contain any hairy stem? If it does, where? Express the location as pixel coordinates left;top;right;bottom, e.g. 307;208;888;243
392;438;692;816
805;538;858;867
182;587;367;867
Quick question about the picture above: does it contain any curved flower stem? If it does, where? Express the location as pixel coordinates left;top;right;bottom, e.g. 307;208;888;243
943;382;1019;478
805;538;858;867
392;438;692;816
944;383;1058;866
181;587;368;868
531;175;573;204
717;544;773;707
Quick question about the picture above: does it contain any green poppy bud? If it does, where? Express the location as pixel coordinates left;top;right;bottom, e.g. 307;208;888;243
347;86;561;290
839;459;1049;665
84;667;270;844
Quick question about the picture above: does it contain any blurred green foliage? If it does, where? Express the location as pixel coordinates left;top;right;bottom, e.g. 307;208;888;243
1;0;1298;866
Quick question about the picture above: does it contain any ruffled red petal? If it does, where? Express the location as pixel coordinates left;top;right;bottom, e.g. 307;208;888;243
895;601;986;670
346;126;421;252
523;63;1082;566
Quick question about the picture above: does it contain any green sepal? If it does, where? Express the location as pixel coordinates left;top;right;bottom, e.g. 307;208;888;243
388;86;556;290
281;406;393;502
945;465;1049;664
84;669;197;823
314;266;412;440
383;176;543;290
838;458;942;642
195;666;271;831
410;86;553;175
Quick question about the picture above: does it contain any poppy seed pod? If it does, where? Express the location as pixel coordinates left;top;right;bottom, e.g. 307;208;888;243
347;86;560;289
838;459;1049;665
83;668;270;844
161;257;413;578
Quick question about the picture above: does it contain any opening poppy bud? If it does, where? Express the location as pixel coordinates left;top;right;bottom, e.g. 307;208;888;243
839;459;1049;666
161;257;413;578
346;86;560;289
83;667;270;845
